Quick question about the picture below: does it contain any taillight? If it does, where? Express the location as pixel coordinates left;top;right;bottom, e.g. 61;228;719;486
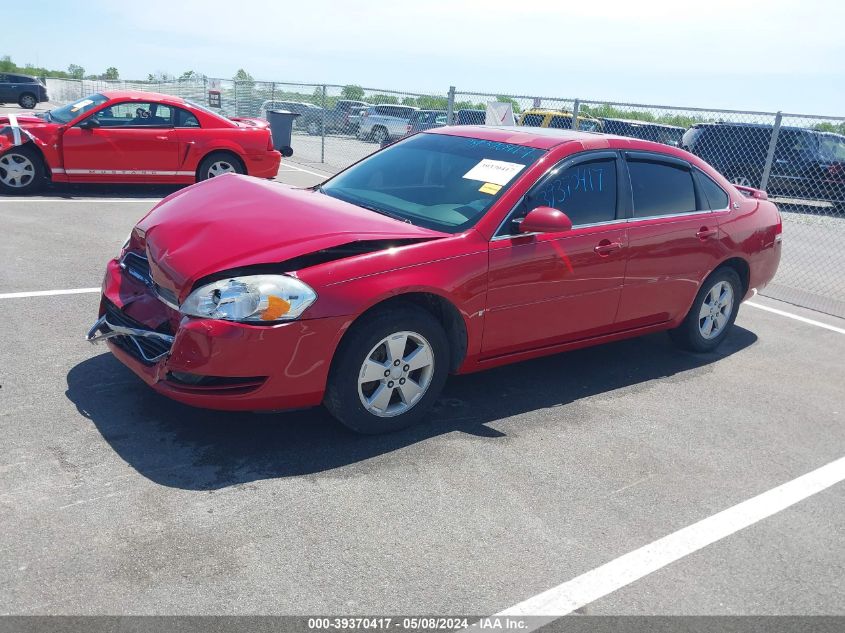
828;163;843;180
267;134;274;151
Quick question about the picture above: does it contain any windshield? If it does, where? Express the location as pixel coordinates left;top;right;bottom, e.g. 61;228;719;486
819;135;845;161
319;133;546;233
48;93;109;123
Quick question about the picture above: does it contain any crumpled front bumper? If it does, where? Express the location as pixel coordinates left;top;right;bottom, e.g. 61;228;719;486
88;257;349;411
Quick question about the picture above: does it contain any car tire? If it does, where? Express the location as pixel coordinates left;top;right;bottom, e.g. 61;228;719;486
18;93;37;109
307;121;322;136
324;303;450;434
669;267;742;353
371;126;388;145
197;152;245;181
0;145;44;195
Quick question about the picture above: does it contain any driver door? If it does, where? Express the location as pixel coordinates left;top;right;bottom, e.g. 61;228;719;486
62;101;181;180
482;152;629;357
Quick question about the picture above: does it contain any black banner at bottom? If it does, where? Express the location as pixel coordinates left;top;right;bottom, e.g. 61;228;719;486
0;616;843;633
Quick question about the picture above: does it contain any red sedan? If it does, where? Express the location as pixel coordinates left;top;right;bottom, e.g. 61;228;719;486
88;126;782;433
0;90;281;194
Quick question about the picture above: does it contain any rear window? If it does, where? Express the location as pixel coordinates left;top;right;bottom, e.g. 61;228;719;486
549;116;573;129
521;114;544;127
628;159;697;217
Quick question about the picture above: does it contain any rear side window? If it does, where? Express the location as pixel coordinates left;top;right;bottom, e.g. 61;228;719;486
628;159;697;217
549;116;573;129
695;170;729;210
175;107;200;128
524;157;618;226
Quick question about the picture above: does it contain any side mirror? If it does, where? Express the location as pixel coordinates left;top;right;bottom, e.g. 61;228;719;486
77;118;100;130
519;206;573;234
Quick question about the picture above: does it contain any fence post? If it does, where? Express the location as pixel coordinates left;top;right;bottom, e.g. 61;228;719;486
320;85;327;164
446;86;456;125
760;111;783;191
571;99;580;130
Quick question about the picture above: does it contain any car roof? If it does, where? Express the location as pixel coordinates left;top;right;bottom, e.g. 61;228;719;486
101;90;187;105
427;125;644;149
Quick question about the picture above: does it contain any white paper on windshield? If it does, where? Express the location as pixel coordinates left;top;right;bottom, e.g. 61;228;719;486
463;159;525;186
70;99;94;112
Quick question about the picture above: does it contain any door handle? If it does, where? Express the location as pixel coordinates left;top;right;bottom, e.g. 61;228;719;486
594;240;623;256
696;227;718;240
155;135;170;141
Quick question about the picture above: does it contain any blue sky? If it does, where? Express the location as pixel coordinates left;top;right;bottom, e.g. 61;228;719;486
6;0;844;114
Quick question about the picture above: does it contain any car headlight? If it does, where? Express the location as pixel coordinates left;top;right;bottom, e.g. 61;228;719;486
181;275;317;322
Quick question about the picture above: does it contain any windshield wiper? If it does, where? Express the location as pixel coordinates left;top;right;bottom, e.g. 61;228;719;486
316;187;412;224
355;202;412;224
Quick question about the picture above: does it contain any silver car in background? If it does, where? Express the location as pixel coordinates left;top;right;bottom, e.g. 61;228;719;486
357;104;418;144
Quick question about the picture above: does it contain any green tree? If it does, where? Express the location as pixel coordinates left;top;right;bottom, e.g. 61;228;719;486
0;55;14;72
67;64;85;79
341;84;364;101
103;67;119;80
233;68;254;85
371;94;398;104
147;71;174;82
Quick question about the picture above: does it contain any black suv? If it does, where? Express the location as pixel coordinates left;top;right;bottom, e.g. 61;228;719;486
0;73;49;109
682;122;845;205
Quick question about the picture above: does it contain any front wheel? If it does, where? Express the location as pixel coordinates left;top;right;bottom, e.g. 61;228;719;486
324;304;450;434
18;93;37;109
197;152;244;181
0;146;44;194
670;268;741;352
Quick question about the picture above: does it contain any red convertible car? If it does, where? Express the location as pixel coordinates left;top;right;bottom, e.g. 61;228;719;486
0;90;280;194
88;126;782;433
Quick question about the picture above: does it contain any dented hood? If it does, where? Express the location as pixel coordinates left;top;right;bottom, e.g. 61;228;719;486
136;174;446;297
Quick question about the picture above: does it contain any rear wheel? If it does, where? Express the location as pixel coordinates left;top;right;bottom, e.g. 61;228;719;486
18;93;37;109
670;267;741;353
197;152;244;181
324;304;449;434
0;146;43;194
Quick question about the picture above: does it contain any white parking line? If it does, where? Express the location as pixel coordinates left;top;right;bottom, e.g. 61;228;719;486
280;162;333;178
0;288;100;299
479;455;845;629
746;301;845;335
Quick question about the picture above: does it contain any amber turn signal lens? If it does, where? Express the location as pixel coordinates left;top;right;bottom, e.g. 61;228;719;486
260;296;291;321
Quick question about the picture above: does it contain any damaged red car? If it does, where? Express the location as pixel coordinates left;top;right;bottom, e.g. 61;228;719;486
0;91;280;194
88;127;782;433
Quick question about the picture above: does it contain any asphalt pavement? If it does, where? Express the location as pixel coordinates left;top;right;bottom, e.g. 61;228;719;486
1;179;844;616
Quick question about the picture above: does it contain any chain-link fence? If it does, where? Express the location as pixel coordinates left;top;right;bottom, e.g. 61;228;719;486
40;78;845;318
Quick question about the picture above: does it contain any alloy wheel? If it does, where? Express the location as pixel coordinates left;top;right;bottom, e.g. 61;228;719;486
731;175;752;187
357;330;435;417
20;95;36;109
373;127;387;144
207;160;236;178
698;280;734;339
0;153;35;188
